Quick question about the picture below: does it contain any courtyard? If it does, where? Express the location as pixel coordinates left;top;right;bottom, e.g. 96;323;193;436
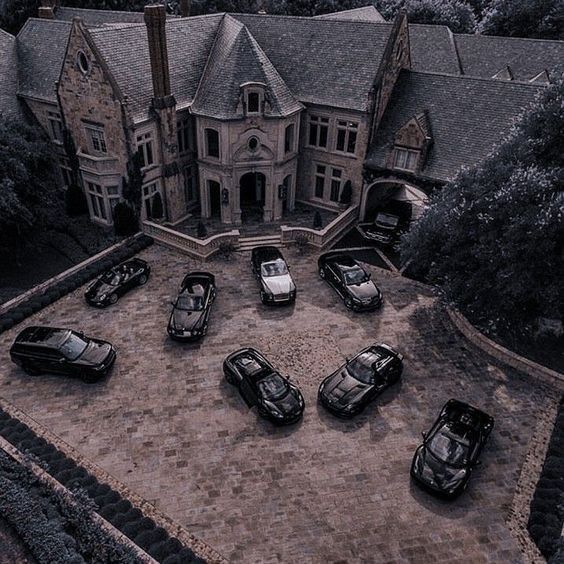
0;244;559;563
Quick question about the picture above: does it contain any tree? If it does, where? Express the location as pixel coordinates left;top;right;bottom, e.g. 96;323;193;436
401;70;564;338
122;151;144;214
64;184;88;216
374;0;476;33
480;0;563;40
112;201;138;236
150;192;164;220
339;180;352;206
0;117;59;255
0;0;40;35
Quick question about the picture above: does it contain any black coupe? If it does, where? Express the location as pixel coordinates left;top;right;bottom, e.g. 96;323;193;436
223;348;305;425
318;253;382;311
318;343;403;417
411;399;494;498
85;258;150;307
10;326;116;383
251;246;296;305
167;272;216;341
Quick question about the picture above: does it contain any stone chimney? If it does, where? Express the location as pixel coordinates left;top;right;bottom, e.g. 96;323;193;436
144;5;172;101
38;0;56;18
180;0;191;17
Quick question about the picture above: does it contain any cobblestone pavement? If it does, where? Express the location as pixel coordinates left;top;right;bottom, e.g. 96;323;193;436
0;245;559;563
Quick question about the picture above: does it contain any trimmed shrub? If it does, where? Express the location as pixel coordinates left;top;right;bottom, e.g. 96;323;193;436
196;220;208;239
113;201;139;237
151;192;164;220
313;210;323;229
339;180;352;205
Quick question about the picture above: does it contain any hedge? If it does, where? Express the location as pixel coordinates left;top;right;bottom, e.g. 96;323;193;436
0;407;203;562
528;396;564;561
0;235;154;337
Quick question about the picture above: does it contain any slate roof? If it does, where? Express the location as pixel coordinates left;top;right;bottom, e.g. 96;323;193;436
409;24;461;74
232;14;393;111
314;6;385;22
16;18;72;102
366;70;543;182
54;6;164;26
191;15;302;119
89;14;223;122
454;34;564;81
0;29;22;120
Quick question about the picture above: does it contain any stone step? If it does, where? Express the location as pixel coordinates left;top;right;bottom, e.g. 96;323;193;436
236;234;283;252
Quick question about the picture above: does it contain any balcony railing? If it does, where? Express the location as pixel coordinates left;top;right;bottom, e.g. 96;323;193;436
143;221;240;260
280;205;359;248
77;151;121;175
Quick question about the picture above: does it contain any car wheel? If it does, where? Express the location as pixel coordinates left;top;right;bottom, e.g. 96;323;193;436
138;274;148;285
319;266;326;279
109;293;118;304
202;322;208;336
23;363;41;376
344;297;353;309
260;291;268;304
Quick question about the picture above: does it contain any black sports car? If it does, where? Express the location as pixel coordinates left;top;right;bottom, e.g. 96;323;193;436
362;211;402;246
10;326;116;383
251;246;296;305
318;253;382;311
167;272;216;341
318;343;403;417
411;399;494;498
85;258;150;307
223;348;304;425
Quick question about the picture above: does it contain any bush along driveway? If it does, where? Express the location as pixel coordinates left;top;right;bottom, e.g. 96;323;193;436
528;395;564;562
0;407;206;563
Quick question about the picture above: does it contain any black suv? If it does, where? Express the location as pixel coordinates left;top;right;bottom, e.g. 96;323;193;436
10;326;116;383
318;253;383;311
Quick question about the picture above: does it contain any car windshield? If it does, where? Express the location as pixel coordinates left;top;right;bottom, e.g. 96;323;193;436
427;425;471;467
101;272;121;286
375;213;399;228
59;333;89;360
343;266;369;285
261;259;288;277
257;373;289;401
235;354;264;377
176;294;204;311
346;351;385;384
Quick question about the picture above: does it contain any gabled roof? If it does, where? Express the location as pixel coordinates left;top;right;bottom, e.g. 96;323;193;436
409;24;461;75
366;70;543;182
314;6;385;22
192;15;302;119
232;14;393;111
0;29;22;119
89;14;223;122
454;34;564;81
16;18;72;103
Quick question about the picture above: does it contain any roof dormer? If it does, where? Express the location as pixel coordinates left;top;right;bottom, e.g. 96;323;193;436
388;111;433;173
238;82;270;117
492;66;514;81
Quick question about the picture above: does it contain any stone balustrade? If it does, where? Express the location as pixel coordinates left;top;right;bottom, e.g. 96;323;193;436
78;151;121;175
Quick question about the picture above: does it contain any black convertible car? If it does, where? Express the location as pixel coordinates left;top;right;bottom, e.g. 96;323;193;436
318;343;403;417
167;272;216;341
85;258;150;307
411;399;494;498
251;246;296;305
10;326;116;383
223;348;304;425
318;253;382;311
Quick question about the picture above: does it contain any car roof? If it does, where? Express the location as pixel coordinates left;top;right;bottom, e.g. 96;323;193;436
16;326;70;347
330;254;359;269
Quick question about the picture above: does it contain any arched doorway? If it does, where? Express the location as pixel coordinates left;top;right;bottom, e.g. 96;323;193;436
361;180;428;226
240;172;266;223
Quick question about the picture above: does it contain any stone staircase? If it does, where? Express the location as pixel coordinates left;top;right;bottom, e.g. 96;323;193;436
236;234;284;252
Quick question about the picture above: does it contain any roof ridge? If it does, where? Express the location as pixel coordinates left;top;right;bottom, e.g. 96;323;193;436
230;12;391;26
314;5;380;16
0;28;16;40
454;31;564;45
56;5;145;17
404;68;549;89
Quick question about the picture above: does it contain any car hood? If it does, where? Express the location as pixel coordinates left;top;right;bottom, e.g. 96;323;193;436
321;369;370;407
266;386;303;416
262;274;295;296
77;340;113;366
347;281;381;300
412;447;467;490
169;309;204;331
86;281;114;299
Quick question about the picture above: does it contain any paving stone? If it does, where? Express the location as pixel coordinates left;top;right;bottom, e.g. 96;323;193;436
0;245;559;563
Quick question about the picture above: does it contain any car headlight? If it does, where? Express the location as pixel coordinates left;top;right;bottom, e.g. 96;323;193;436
262;286;273;296
352;297;362;304
99;293;107;301
263;401;284;417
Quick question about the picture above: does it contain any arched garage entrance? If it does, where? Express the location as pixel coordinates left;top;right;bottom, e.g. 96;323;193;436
360;180;428;225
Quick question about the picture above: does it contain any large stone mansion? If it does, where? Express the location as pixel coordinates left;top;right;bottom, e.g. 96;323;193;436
1;2;562;229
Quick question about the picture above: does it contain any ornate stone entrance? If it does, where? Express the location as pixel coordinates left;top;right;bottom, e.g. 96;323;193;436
239;172;266;223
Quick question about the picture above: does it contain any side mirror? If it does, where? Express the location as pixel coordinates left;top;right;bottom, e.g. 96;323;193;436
475;460;482;467
170;301;175;306
421;431;427;440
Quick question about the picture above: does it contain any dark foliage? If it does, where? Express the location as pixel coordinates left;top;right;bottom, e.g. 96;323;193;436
64;184;88;217
122;151;144;214
313;210;323;229
0;0;41;35
197;220;208;238
151;191;164;220
339;180;352;205
401;71;564;338
113;201;139;236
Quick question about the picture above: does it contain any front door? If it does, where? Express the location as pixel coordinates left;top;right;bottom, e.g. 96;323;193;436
240;172;265;223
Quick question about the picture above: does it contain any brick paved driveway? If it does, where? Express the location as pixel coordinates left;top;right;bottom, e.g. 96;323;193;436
0;245;558;563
